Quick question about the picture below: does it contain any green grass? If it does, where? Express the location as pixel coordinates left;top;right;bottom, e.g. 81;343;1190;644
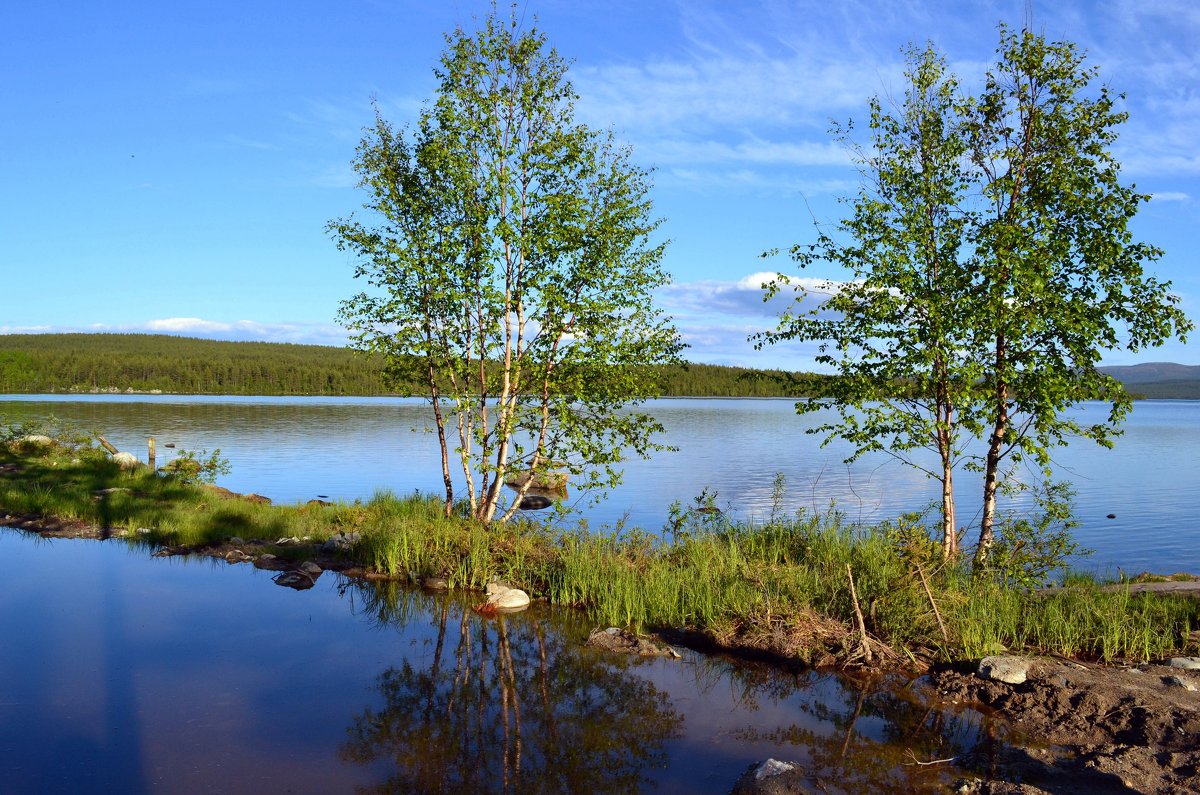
2;438;1197;668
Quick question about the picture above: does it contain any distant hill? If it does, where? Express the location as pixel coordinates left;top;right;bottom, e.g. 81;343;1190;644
0;333;1193;399
1098;362;1200;385
1099;363;1200;399
0;333;819;398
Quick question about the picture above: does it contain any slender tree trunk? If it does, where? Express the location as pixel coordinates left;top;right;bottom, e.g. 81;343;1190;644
975;335;1009;571
940;456;957;559
427;369;455;517
934;356;958;560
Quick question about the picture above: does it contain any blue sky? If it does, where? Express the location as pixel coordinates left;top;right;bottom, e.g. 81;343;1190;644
3;0;1197;367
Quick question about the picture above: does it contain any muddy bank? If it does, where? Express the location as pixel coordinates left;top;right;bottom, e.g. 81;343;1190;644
931;658;1200;794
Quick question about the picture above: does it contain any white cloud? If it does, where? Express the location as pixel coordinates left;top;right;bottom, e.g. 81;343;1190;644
1151;191;1190;202
659;272;842;320
145;317;233;334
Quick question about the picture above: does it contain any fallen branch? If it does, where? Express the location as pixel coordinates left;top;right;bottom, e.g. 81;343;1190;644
902;749;957;767
846;564;873;664
915;562;949;645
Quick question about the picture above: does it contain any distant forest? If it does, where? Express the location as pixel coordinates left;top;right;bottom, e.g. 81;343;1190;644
0;334;822;398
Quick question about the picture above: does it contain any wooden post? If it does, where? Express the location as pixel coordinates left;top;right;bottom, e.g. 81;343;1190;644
148;437;156;471
96;436;119;456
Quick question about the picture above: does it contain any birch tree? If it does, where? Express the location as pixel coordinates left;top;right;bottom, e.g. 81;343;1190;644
330;11;681;525
964;27;1191;569
757;46;982;559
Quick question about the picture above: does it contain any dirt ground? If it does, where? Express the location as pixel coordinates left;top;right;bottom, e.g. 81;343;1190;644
930;658;1200;794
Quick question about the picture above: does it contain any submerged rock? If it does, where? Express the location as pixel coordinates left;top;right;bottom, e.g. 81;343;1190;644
586;627;681;658
272;570;316;590
422;576;449;591
978;655;1030;685
731;759;823;795
515;494;553;510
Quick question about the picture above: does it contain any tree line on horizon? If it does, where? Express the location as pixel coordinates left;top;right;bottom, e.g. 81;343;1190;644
0;333;824;398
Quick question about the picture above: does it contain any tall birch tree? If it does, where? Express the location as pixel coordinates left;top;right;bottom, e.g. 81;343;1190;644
761;29;1191;568
331;11;681;525
757;46;981;559
964;27;1191;569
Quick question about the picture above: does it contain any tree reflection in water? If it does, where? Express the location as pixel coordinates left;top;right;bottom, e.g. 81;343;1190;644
339;582;683;794
339;581;998;794
726;664;992;792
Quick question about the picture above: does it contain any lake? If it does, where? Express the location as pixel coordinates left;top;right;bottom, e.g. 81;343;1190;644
1;395;1197;574
0;529;992;794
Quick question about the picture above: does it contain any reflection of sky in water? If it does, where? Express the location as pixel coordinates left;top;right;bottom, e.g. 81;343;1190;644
0;531;985;794
2;395;1198;573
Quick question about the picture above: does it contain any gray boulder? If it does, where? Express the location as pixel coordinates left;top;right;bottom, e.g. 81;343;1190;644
978;655;1030;685
112;452;141;470
321;531;360;553
1168;657;1200;671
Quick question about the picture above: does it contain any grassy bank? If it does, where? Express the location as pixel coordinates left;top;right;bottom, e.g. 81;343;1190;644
1;436;1196;669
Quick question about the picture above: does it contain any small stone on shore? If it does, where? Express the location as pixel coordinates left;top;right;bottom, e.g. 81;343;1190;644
1168;657;1200;670
978;655;1030;685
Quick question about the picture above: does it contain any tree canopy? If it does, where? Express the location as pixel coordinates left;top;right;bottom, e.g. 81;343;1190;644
759;26;1192;567
330;10;683;523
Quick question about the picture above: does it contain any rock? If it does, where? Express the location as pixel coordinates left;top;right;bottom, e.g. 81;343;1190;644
978;655;1030;685
422;576;449;590
228;537;245;545
243;493;271;505
586;627;681;658
730;759;823;795
274;536;305;547
92;487;129;496
253;554;279;569
321;531;360;553
516;494;553;510
272;570;315;590
17;434;54;447
485;582;531;610
203;484;240;499
1164;675;1197;691
306;499;332;507
112;452;141;470
299;561;322;576
1168;657;1200;670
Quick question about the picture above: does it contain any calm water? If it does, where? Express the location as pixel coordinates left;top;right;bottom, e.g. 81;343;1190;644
2;395;1197;573
0;530;992;794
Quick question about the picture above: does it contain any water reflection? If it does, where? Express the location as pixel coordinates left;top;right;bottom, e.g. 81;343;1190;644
340;585;683;794
0;529;1006;794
